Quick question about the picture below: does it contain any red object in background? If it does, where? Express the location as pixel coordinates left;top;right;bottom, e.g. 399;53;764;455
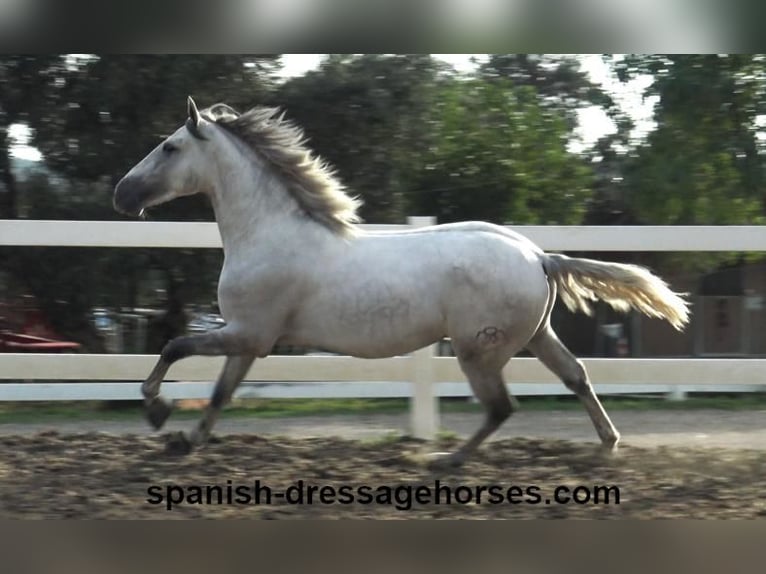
0;298;81;353
616;336;629;357
0;331;81;353
22;307;59;339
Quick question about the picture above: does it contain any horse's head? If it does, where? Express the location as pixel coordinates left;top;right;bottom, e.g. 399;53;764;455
113;97;215;216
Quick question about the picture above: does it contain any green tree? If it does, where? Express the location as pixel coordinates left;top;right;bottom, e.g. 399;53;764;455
0;56;60;219
276;54;447;222
407;78;594;224
480;55;641;226
613;55;766;271
480;54;619;132
31;55;280;192
618;55;766;226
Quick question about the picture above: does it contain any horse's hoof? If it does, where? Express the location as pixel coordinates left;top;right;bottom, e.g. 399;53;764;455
601;433;620;454
425;452;465;471
146;397;173;430
596;436;620;459
165;431;193;456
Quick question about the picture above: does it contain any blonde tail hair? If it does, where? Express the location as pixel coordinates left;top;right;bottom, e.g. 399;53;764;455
543;253;690;331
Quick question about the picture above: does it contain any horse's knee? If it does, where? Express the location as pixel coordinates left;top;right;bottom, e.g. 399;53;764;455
162;337;194;364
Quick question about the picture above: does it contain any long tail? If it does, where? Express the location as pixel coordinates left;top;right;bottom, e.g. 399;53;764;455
542;253;690;331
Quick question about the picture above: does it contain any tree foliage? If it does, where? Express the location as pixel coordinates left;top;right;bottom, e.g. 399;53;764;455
275;54;446;222
618;55;766;226
32;55;278;191
276;55;594;225
0;56;61;218
480;54;618;131
408;78;593;224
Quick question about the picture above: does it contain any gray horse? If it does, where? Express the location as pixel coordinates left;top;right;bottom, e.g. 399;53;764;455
113;98;689;466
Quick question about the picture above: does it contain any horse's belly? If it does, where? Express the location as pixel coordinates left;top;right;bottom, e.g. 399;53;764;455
285;298;444;358
321;330;442;358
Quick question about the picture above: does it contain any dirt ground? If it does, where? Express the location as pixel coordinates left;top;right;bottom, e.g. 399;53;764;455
1;409;765;518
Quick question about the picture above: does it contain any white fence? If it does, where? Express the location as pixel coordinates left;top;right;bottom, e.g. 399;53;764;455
2;218;766;438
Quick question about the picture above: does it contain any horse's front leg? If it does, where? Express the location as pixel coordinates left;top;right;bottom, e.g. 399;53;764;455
142;329;249;431
185;353;257;449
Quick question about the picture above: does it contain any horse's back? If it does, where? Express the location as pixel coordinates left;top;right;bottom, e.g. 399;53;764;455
297;222;551;357
360;221;547;293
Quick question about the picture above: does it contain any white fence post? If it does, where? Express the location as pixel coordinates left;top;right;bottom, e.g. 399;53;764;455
407;216;439;439
666;386;688;402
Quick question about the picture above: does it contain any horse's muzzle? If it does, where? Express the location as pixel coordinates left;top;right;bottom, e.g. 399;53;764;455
113;176;154;216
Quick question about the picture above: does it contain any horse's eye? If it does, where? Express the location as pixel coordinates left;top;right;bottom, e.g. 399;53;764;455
162;142;178;154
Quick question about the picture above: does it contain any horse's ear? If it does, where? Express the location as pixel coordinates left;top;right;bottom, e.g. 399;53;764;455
187;96;200;124
186;96;207;140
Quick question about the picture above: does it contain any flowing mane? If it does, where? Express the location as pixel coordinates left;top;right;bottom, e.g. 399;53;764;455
202;103;362;235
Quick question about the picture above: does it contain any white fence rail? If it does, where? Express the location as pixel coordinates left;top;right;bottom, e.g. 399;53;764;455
3;219;765;250
3;219;766;438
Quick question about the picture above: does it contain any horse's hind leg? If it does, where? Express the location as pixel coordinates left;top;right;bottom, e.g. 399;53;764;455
433;357;517;468
166;353;256;455
526;326;620;451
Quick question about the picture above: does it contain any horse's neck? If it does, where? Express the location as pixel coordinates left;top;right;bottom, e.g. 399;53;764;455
208;162;332;260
